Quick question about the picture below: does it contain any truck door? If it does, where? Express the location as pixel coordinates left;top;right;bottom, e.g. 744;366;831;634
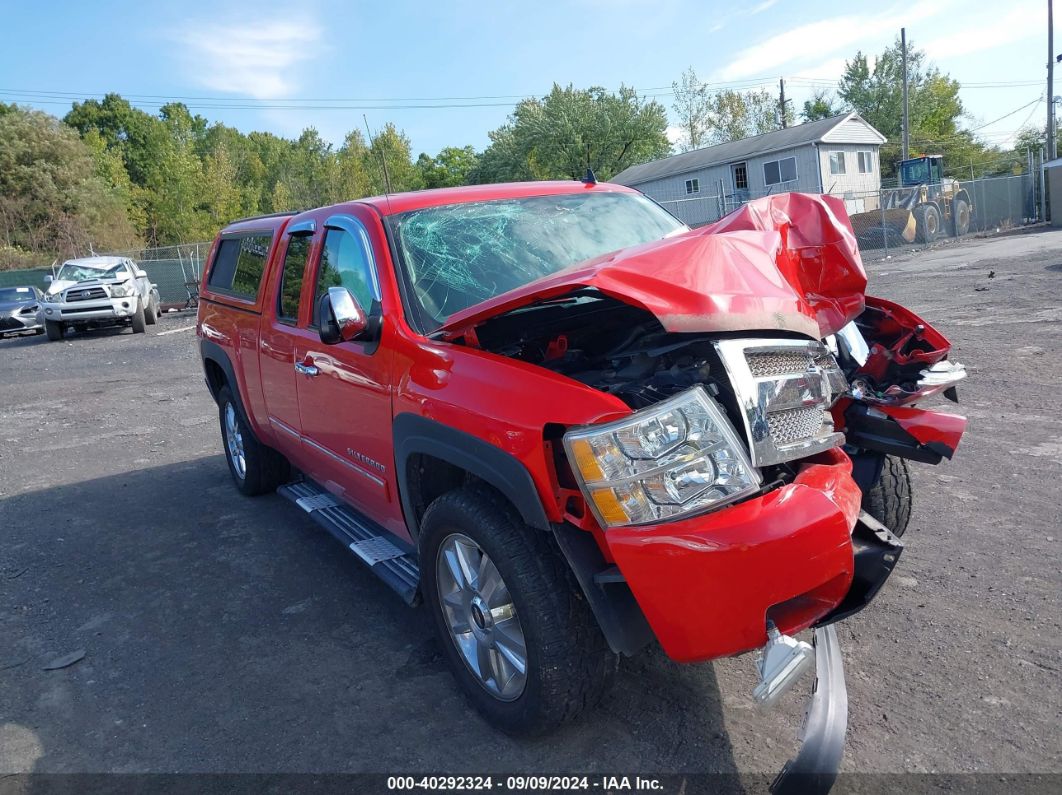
258;222;316;460
292;213;401;535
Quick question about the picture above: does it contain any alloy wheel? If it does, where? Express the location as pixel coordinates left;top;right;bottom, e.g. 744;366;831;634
224;403;247;480
436;533;528;701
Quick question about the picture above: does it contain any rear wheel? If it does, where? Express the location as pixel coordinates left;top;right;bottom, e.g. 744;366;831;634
421;487;616;736
861;455;912;537
217;386;289;496
915;204;941;243
45;320;64;341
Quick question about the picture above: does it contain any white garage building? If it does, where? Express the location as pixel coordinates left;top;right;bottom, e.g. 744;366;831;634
612;112;887;226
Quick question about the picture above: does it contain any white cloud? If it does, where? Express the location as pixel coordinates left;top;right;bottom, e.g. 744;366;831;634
921;5;1038;60
175;20;322;98
715;0;961;81
751;0;779;14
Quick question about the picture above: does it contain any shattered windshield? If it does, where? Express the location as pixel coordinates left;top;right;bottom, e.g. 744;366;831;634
56;262;131;282
390;192;685;330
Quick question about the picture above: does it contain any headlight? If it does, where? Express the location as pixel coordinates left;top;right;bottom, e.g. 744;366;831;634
563;386;761;528
109;281;135;297
19;304;40;314
44;292;62;303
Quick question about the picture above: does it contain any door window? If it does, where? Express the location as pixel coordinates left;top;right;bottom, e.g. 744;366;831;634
277;235;311;322
313;225;377;326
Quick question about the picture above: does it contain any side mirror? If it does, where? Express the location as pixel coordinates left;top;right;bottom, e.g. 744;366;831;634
317;286;368;345
135;269;148;278
43;275;53;284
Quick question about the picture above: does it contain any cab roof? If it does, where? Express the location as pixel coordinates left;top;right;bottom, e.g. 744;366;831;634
217;181;640;236
354;180;637;216
61;255;131;267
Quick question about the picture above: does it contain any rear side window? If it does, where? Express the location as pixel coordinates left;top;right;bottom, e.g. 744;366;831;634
208;234;273;300
277;235;311;322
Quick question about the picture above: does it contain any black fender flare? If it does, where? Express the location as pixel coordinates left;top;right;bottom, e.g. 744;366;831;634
199;338;251;426
392;413;551;540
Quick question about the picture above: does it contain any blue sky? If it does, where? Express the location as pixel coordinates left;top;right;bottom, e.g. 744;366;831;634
0;0;1052;156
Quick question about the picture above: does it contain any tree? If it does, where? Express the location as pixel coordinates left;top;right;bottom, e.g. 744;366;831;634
672;67;712;152
802;89;841;122
416;145;480;188
365;123;423;193
0;107;139;265
703;89;784;144
837;39;983;178
64;94;168;187
478;84;671;182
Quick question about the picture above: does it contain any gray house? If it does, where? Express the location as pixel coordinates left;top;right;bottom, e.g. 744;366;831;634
612;112;887;226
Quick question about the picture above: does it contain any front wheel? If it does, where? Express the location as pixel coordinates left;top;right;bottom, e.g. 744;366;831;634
144;296;158;325
915;204;941;244
952;198;971;236
131;302;146;334
420;487;616;736
861;455;912;537
45;320;64;341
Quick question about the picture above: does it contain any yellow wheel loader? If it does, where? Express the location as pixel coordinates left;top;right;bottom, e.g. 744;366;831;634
852;155;973;248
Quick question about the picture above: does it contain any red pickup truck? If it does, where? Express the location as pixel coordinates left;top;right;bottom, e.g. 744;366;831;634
197;181;966;789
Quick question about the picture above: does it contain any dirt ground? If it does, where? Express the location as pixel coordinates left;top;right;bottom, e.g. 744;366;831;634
1;229;1060;788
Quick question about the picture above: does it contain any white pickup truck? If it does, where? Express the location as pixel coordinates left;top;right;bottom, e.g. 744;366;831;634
40;256;161;341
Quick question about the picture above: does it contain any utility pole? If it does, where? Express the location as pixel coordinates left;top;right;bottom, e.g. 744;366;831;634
1049;0;1056;161
779;78;788;128
901;27;910;160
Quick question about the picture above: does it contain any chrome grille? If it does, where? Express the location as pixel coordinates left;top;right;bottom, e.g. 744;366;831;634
66;287;107;302
767;407;826;446
746;351;813;377
714;338;847;467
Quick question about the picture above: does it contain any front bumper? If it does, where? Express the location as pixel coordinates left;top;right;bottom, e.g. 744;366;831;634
0;311;42;334
771;625;848;795
41;297;137;324
606;447;862;662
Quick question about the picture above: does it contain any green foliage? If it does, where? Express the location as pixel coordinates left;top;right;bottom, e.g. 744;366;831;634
704;89;787;145
801;89;841;123
672;67;713;152
670;69;789;149
56;95;431;247
0;106;139;267
417;145;480;188
477;84;671;182
837;38;991;178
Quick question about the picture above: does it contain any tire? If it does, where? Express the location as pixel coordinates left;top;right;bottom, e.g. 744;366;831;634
217;386;289;496
861;455;912;537
131;302;147;334
45;320;64;341
144;296;158;325
915;204;941;243
420;487;616;736
952;198;970;237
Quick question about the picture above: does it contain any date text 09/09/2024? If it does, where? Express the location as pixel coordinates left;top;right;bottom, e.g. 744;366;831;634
387;776;664;791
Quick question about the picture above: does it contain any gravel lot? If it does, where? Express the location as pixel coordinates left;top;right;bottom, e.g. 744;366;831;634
1;230;1060;787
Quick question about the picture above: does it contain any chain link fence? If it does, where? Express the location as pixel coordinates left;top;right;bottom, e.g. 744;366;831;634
655;170;1042;260
0;242;210;308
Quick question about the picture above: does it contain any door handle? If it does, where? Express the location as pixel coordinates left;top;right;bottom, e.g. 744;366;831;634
294;361;319;377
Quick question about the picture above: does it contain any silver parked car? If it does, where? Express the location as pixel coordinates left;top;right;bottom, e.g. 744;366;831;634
0;285;44;338
39;256;161;341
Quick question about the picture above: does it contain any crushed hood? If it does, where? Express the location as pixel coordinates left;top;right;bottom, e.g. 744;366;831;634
439;192;867;341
